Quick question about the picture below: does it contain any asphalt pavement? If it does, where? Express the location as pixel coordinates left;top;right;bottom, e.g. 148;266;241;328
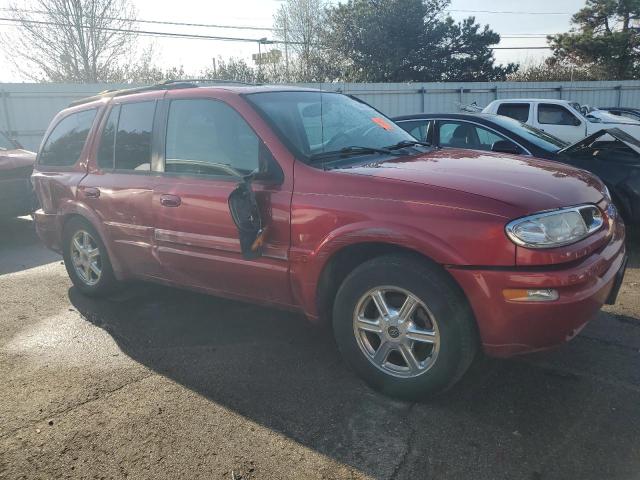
1;217;639;480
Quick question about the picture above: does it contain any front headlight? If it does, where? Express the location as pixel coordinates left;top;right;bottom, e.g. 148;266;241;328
506;205;603;249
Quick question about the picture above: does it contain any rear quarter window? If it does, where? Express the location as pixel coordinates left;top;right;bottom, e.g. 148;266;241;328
39;109;97;166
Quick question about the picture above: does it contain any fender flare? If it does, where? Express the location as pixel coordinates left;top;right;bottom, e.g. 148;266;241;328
292;221;467;318
312;221;466;267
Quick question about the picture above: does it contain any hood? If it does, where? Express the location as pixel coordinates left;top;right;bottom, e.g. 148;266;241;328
588;110;640;125
0;149;36;171
335;149;605;215
560;128;640;157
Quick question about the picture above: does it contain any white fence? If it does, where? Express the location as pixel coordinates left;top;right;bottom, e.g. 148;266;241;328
2;80;640;151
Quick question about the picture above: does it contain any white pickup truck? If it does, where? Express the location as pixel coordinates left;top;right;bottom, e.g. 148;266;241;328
482;98;640;143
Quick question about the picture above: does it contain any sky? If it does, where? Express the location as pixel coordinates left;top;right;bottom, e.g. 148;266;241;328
0;0;587;82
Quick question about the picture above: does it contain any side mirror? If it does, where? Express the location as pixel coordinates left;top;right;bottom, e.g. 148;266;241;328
253;142;284;184
491;140;521;155
228;180;267;259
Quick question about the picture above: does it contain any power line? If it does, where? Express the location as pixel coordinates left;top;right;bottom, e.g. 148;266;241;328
491;46;551;50
0;16;553;50
1;7;571;33
0;16;296;44
447;9;573;15
0;7;275;31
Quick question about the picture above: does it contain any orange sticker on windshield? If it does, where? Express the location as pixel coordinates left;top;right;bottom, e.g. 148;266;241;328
371;117;393;131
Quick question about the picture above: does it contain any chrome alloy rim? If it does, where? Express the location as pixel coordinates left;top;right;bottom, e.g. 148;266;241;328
70;230;102;286
353;286;440;378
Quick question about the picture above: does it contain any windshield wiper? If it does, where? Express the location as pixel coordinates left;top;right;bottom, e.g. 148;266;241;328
385;140;431;150
309;145;401;162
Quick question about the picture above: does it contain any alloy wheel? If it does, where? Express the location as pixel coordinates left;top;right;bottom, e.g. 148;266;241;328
70;230;102;286
353;286;440;378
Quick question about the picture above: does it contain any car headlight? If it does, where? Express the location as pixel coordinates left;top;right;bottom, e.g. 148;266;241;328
506;205;604;249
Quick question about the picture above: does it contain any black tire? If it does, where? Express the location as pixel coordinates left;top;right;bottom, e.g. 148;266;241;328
332;254;478;400
62;217;118;296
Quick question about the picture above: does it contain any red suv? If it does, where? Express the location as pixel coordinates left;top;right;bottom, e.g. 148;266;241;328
33;83;627;399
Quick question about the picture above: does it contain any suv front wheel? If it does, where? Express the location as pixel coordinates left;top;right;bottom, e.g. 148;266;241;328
333;254;478;400
62;217;118;296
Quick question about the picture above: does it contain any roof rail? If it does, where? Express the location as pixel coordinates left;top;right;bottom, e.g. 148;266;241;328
68;78;259;107
160;78;259;86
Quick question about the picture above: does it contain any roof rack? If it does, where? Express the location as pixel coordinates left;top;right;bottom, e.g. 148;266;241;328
160;78;258;86
68;78;258;107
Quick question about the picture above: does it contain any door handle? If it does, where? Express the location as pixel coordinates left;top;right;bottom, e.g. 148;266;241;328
160;194;181;207
82;187;100;199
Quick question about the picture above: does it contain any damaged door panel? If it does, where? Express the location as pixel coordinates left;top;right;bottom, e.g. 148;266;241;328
151;94;292;305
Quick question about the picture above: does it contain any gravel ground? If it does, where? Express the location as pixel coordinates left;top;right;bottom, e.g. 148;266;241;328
1;217;639;480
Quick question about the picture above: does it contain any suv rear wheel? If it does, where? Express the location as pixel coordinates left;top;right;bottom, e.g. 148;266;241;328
62;217;118;296
332;254;478;399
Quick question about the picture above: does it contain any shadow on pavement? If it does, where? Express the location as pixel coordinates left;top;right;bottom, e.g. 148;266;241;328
0;217;60;275
68;280;640;479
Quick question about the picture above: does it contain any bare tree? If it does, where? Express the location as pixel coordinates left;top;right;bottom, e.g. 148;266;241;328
106;44;186;83
273;0;326;81
1;0;138;82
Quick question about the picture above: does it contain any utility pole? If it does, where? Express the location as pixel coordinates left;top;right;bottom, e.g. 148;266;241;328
283;14;290;82
273;0;290;82
257;38;267;80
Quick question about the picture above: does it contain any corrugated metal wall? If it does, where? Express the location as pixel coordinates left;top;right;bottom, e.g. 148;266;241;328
2;80;640;151
0;83;135;150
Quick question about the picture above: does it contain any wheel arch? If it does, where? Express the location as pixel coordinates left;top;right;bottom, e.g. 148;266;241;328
58;202;124;278
313;240;471;327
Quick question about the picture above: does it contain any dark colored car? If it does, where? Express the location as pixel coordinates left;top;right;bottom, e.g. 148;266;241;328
33;84;626;399
599;107;640;122
394;113;640;227
0;131;37;218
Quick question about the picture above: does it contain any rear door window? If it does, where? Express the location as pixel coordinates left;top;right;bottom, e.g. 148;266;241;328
538;104;581;126
496;103;530;122
39;109;97;166
113;101;156;171
439;120;516;151
164;99;260;177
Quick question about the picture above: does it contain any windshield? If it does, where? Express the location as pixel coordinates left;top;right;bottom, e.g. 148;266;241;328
245;91;420;162
487;115;569;152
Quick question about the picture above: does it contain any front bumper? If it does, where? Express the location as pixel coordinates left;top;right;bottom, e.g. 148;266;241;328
448;230;627;357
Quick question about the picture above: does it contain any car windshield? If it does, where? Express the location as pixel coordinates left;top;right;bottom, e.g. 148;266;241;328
568;102;614;124
487;115;569;152
245;91;423;164
0;132;15;150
